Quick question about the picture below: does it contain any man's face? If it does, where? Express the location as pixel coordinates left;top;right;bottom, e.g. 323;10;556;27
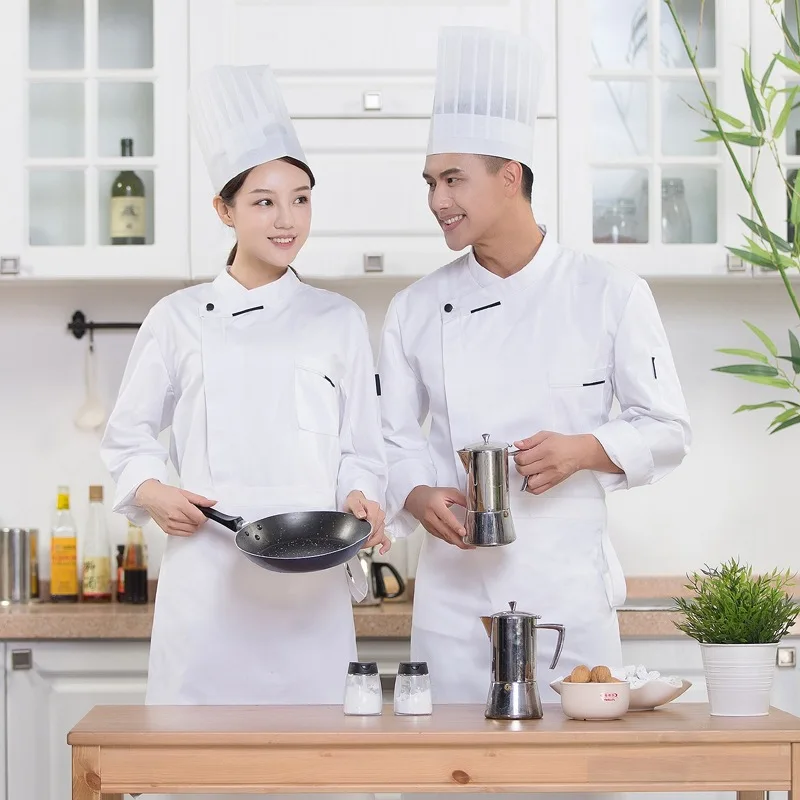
423;153;506;251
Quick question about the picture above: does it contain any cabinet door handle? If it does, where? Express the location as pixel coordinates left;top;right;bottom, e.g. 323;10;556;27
11;649;32;670
0;256;20;275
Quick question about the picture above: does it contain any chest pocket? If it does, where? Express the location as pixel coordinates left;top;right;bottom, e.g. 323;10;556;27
295;364;340;437
548;365;611;433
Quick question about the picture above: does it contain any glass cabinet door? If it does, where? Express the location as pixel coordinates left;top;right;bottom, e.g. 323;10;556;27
0;0;188;279
559;0;752;276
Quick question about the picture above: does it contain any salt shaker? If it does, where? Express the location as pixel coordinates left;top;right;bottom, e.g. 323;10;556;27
343;661;382;716
393;661;432;715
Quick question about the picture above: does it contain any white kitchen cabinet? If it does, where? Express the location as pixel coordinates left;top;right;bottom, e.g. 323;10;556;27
5;641;149;800
558;0;754;277
0;0;190;281
188;0;558;281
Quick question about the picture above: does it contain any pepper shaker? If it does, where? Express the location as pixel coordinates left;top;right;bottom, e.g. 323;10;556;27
393;662;432;715
343;662;383;716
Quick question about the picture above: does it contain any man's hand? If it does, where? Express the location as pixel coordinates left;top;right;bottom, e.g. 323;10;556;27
513;432;622;495
135;479;216;536
346;491;390;555
404;485;472;549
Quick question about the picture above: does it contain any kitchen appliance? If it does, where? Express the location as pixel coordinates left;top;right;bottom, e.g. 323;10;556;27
457;434;527;546
197;506;371;573
354;547;405;606
480;601;566;720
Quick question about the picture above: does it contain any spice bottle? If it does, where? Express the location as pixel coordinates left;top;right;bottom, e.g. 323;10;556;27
343;662;382;716
115;544;125;602
122;522;148;604
393;662;432;716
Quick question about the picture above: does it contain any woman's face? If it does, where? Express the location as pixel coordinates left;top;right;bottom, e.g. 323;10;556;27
215;159;312;267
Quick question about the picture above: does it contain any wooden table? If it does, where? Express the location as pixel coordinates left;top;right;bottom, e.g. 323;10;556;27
68;703;800;799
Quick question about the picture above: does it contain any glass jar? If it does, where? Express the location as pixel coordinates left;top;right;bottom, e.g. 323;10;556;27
343;661;382;716
393;661;432;716
661;178;693;243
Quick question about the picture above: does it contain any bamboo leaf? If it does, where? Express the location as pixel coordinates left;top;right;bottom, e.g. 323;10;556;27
783;13;800;59
777;354;800;369
770;414;800;433
790;330;800;374
701;102;746;129
726;246;778;270
762;53;779;90
699;130;765;146
738;375;795;388
744;320;779;356
777;53;800;75
738;215;793;252
791;171;800;229
712;364;779;376
743;69;766;131
734;401;790;413
774;86;800;139
716;348;770;363
769;408;800;426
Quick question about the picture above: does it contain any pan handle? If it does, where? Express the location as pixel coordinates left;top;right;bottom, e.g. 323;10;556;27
194;504;244;532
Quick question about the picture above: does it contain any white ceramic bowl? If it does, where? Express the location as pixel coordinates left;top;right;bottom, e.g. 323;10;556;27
627;679;692;711
556;680;630;720
550;677;691;712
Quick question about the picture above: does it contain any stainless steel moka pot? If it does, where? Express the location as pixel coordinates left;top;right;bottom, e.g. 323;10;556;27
457;433;528;547
480;602;566;720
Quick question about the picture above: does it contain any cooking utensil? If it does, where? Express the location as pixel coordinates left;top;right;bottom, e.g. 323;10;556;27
197;506;371;573
457;433;528;547
354;547;406;606
74;338;106;431
480;601;566;720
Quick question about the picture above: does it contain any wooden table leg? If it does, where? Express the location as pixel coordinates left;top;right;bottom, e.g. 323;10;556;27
72;745;122;800
736;793;766;800
791;742;800;800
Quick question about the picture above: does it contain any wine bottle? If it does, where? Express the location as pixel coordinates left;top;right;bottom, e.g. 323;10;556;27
110;138;146;245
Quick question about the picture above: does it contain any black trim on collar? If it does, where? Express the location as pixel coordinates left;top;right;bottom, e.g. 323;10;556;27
232;305;265;317
470;301;501;314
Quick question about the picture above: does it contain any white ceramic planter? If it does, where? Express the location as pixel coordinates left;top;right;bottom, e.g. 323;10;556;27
700;643;778;716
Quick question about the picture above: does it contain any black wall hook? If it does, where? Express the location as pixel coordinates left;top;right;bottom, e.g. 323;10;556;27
68;310;142;340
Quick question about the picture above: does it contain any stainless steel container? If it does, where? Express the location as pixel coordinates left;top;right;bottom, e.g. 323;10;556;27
456;434;526;546
0;527;31;605
480;601;565;720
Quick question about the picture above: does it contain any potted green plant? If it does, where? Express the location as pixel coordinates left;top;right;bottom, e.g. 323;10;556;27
673;559;799;716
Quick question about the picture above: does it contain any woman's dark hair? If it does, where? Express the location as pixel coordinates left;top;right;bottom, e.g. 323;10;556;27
219;157;315;266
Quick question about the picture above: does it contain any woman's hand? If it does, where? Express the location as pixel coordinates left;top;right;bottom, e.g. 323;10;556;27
345;490;391;555
135;479;216;536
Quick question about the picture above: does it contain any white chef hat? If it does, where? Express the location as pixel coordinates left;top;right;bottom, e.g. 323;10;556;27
427;26;543;170
189;64;311;194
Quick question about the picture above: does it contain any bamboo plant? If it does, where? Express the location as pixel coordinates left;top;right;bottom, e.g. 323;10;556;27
664;0;800;433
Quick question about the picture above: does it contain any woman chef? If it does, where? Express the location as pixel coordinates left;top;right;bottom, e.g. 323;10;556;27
101;64;389;712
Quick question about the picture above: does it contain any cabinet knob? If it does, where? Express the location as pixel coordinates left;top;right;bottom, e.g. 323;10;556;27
363;91;382;112
11;649;32;670
0;256;20;275
725;253;746;273
363;253;384;273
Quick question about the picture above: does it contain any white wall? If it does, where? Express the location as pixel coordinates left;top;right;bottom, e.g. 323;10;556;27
1;276;799;581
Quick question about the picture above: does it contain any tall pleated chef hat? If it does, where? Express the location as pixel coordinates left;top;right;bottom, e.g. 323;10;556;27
189;64;311;194
427;26;543;170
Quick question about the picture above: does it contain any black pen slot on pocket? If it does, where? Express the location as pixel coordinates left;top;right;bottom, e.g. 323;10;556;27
324;375;335;388
582;379;606;387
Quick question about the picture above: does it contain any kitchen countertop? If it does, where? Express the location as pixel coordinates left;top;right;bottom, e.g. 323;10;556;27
4;576;796;641
0;598;686;640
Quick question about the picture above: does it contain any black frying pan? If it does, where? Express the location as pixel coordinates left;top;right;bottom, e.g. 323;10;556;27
197;506;372;574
